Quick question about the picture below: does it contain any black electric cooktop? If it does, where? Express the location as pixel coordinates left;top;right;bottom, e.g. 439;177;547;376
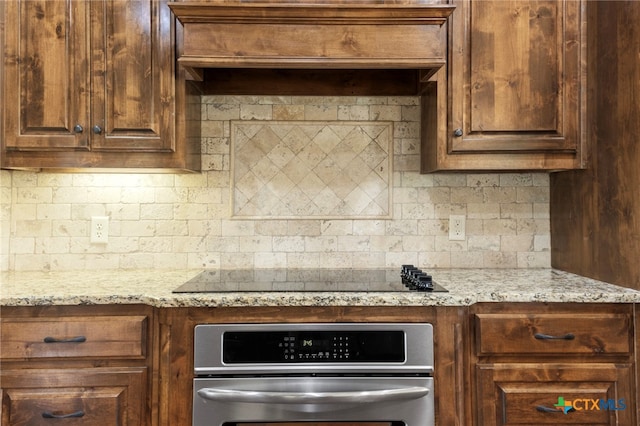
173;267;448;293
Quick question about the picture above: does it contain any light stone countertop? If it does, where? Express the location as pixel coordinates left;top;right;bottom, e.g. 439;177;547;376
2;268;640;307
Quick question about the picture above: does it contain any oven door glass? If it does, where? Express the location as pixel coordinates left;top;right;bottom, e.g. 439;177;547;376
193;376;434;426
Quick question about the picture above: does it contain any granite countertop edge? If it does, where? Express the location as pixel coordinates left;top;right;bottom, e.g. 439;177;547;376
1;268;639;307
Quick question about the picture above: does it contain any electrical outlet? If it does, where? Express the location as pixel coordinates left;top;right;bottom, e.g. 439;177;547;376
90;216;109;244
448;215;466;241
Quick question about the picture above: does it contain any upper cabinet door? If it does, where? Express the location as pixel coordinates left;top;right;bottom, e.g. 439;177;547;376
89;0;174;152
3;0;90;150
1;0;198;171
450;0;584;154
421;0;586;172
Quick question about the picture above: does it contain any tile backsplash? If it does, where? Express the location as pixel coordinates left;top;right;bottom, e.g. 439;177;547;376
0;96;550;272
231;120;393;219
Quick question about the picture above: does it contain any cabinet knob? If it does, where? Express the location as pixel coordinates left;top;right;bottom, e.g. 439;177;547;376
453;128;463;137
92;125;103;135
73;124;84;133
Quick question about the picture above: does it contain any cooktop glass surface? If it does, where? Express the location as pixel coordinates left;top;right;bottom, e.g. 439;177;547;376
173;268;447;293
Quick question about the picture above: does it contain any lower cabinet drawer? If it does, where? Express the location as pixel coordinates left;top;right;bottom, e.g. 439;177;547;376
474;313;632;356
476;364;635;426
1;368;147;426
0;315;148;360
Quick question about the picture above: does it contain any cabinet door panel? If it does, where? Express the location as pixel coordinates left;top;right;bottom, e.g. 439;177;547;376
470;0;558;133
1;368;146;426
450;0;582;153
6;388;121;425
3;0;89;150
90;0;173;152
498;382;615;425
476;364;635;426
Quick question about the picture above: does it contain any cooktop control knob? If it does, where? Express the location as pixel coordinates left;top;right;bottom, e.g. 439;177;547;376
401;264;418;285
415;274;434;291
400;265;434;291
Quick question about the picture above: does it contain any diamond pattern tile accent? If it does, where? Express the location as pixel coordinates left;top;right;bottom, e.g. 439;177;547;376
231;121;393;219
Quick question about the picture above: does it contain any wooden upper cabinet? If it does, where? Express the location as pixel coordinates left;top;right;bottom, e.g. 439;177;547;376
89;0;172;152
3;0;89;151
1;0;200;171
422;0;587;171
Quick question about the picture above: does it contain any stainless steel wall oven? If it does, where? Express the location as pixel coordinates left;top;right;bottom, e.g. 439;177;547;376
192;323;434;426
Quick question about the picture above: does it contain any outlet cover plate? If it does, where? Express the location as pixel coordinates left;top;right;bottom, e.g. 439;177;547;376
449;215;466;241
91;216;109;244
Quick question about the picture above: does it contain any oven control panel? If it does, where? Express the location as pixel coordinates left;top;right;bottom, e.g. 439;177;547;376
222;330;405;363
194;323;433;374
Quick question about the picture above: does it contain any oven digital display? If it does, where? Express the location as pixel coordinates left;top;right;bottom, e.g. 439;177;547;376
223;330;405;363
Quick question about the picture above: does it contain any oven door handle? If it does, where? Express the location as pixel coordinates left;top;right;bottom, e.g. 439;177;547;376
197;386;429;404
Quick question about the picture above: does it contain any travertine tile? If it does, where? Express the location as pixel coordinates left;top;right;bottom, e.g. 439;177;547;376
286;252;321;268
140;204;174;220
205;103;240;121
483;251;518;268
304;105;338;120
10;237;35;254
517;186;550;203
419;251;451;268
156;220;188;237
240;104;273;120
467;174;500;188
500;203;533;219
320;220;353;235
37;204;71;220
467;203;500;219
484;187;517;203
352;252;386;268
52;220;87;237
273;236;305;252
2;96;553;272
451;187;484;204
53;187;89;204
255;252;287;268
337;235;370;252
501;235;534;252
273;104;305;120
451;251;484;268
517;251;551;268
535;235;551;252
231;121;392;219
14;220;51;237
16;187;53;204
338;105;370;120
468;235;500;252
371;105;402;121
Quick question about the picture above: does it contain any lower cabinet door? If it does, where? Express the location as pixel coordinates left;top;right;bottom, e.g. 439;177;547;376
1;367;147;426
476;364;635;426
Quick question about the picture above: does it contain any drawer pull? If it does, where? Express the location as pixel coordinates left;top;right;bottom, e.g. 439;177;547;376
536;405;559;413
42;410;85;419
43;336;87;344
536;405;575;414
533;332;575;340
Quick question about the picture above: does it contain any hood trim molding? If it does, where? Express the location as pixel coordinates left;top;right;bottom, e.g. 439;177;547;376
169;2;454;80
169;3;455;24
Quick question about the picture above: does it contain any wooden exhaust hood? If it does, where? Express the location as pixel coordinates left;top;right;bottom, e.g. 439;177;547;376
169;1;454;93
